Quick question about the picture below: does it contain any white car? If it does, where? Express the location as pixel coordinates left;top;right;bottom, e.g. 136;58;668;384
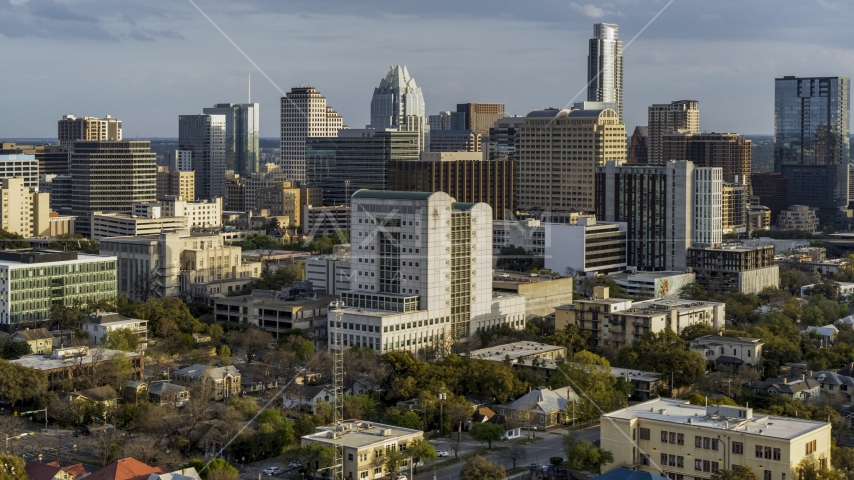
498;273;510;278
262;467;281;476
436;450;449;457
289;461;302;469
396;476;408;480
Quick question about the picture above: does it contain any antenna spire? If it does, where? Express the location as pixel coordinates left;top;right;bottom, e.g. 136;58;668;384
248;74;251;103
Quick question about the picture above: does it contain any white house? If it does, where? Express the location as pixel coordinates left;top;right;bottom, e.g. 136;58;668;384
82;313;148;351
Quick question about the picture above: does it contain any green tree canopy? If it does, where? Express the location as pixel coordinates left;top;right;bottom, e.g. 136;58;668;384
615;329;706;388
563;431;614;473
460;456;505;480
469;422;505;449
101;327;141;352
0;454;28;480
710;465;760;480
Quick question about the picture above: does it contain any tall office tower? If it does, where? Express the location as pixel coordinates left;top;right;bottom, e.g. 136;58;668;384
0;154;40;190
0;143;70;176
516;108;626;214
305;130;420;206
587;23;623;123
203;103;259;176
388;152;515;220
428;130;480;152
648;100;700;164
774;76;851;227
168;150;193;172
370;65;429;152
179;114;226;202
329;190;525;351
454;103;506;137
280;87;344;183
57;115;122;148
485;116;525;161
70;141;156;237
596;160;722;271
627;126;649;164
751;172;789;224
662;132;752;186
428;111;457;131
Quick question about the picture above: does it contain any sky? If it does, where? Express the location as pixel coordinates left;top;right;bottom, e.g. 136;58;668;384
0;0;852;139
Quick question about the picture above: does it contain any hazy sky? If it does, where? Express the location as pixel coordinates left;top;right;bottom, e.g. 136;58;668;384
0;0;851;139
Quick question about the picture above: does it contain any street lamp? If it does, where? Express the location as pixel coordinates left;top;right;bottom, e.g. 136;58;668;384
438;392;447;437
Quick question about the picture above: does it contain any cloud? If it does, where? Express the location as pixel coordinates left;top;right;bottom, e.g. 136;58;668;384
571;3;613;18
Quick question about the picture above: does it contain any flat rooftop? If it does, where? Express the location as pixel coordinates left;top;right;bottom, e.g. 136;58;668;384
602;398;828;440
218;292;338;309
611;271;692;281
0;251;115;267
468;341;565;362
304;420;421;449
10;348;140;371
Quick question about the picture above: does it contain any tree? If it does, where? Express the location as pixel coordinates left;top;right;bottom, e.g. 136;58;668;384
833;445;854;480
500;443;528;469
794;458;844;480
550;351;625;421
384;449;405;476
102;327;141;352
710;466;760;480
0;454;27;480
206;459;239;480
0;359;48;406
460;455;505;480
0;339;30;360
384;407;422;430
615;328;706;388
469;422;505;449
294;443;334;479
679;282;709;300
226;328;274;363
563;431;613;473
405;440;437;475
679;323;715;341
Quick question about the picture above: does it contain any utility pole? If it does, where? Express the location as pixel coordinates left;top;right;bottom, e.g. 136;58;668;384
438;391;447;437
330;300;345;480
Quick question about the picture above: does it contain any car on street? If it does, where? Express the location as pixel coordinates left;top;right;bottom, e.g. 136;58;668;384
436;450;449;457
288;461;302;469
262;467;281;476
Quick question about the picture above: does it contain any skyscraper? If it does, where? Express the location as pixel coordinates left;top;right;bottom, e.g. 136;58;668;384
179;114;226;202
662;132;751;186
454;103;506;137
203;103;259;176
648;100;699;164
57;115;122;149
774;76;851;227
370;65;429;152
587;23;623;123
280;86;344;183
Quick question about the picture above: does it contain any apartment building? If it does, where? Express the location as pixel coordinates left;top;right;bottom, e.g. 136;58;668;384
648;100;699;164
156;167;195;201
687;244;779;295
0;177;50;237
723;183;749;234
662;133;751;186
10;347;143;389
778;206;819;232
82;313;148;351
57;115;122;148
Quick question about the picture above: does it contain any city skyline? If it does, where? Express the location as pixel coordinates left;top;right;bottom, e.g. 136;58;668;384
0;0;851;138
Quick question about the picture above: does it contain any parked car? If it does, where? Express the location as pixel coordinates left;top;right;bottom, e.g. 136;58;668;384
436;450;449;457
498;273;509;278
262;467;281;476
288;461;302;469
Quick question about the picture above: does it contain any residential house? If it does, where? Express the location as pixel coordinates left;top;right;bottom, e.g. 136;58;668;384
82;313;148;351
147;381;190;407
58;386;118;416
812;371;854;405
171;364;241;401
749;377;820;400
495;386;579;429
688;335;764;370
146;467;202;480
805;325;838;347
234;363;278;394
10;328;55;354
611;367;664;401
283;384;335;413
82;458;169;480
25;461;87;480
123;381;147;403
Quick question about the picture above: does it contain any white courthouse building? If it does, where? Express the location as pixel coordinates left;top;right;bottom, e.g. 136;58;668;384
328;190;525;353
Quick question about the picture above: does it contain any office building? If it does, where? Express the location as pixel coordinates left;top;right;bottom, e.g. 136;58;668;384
596;161;722;271
428;130;480;152
179;114;226;202
161;196;222;229
493;218;546;257
648;100;699;164
168;150;193;172
723;183;749;234
89;212;189;240
156;167;195;201
301;421;424;480
303;205;350;238
329;191;526;351
775;76;851;227
627;126;649;164
544;217;627;276
662;132;752;186
280;86;344;182
225;177;246;211
0;154;40;190
687;244;779;294
0;143;70;176
428;110;456;131
70;141;157;237
203;103;259;176
40;174;72;212
491;277;575;320
306;248;352;297
306;130;420;206
485;116;524;161
517;108;626;213
600;399;831;480
57;115;122;149
255;183;301;226
370;65;429;152
778;205;820;232
454;103;506;137
388;152;515;220
587;23;623;122
751;172;789;223
609;270;696;299
0;250;117;330
555;286;725;348
99;230;261;301
0;178;49;238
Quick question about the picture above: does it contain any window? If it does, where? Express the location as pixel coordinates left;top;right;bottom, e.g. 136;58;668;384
806;439;818;454
348;454;353;461
669;455;676;467
765;447;772;459
703;438;710;449
661;453;668;465
670;432;676;444
703;460;711;472
756;445;764;458
733;442;744;455
711;439;719;451
640;428;650;440
820;459;827;469
677;433;685;445
677;456;684;468
695;436;702;448
773;448;781;461
662;431;668;442
694;460;702;471
711;462;718;473
641;455;651;466
765;471;772;480
633;429;636;440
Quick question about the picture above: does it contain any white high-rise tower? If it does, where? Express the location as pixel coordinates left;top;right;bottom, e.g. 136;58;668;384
587;23;623;123
369;65;429;152
280;86;344;183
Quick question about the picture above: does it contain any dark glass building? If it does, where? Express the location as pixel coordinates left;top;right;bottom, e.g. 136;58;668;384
203;103;259;176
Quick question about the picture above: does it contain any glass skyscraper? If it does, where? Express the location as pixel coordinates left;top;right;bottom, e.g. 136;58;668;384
203;103;259;176
587;23;623;123
369;65;429;152
179;114;226;201
774;76;850;227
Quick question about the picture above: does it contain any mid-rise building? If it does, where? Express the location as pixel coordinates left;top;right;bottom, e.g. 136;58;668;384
70;141;157;237
751;172;789;223
493;218;546;257
280;86;345;182
225;176;246;211
627;126;649;164
687;244;779;294
89;212;188;240
485;116;524;161
544;217;627;276
517;108;626;213
161;196;222;229
748;205;772;232
40;174;72;212
179;114;226;202
555;286;725;348
303;205;350;238
0;250;117;330
0;143;70;176
777;205;820;232
428;130;480;152
491;277;574;320
0;177;49;237
306;130;420;206
330;190;526;352
168;150;194;172
775;76;850;227
99;230;261;301
10;347;142;388
255;184;301;226
369;65;429;152
388;152;515;220
662;132;751;186
609;270;696;299
0;154;40;190
689;335;763;370
723;183;749;234
428;110;457;131
600;400;831;480
648;100;699;164
454;103;506;137
306;247;352;297
82;313;148;351
202;103;259;176
587;23;623;122
156;167;195;201
57;115;122;149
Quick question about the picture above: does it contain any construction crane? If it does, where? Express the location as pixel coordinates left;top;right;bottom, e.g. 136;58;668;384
330;300;345;480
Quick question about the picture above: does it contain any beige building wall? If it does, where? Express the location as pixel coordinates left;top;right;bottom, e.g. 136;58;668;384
492;277;574;320
517;108;625;213
0;177;49;237
162;196;222;228
157;167;195;201
255;185;301;225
